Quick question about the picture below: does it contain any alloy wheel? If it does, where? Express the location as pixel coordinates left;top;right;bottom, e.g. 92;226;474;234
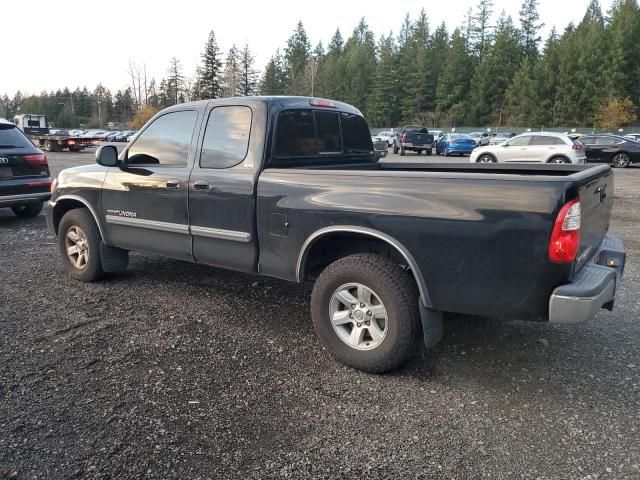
65;226;90;270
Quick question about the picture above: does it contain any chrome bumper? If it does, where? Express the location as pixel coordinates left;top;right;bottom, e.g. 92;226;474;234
549;235;626;324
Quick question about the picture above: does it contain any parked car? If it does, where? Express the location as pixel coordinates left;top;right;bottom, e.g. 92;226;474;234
430;130;444;146
105;131;121;142
81;130;110;140
46;96;625;373
392;125;434;156
114;130;134;142
68;129;86;136
579;134;640;168
469;131;490;145
470;132;586;164
489;132;516;145
436;133;477;156
0;118;51;217
375;131;397;147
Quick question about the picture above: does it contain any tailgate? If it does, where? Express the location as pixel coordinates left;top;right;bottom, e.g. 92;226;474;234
575;167;614;270
409;133;433;145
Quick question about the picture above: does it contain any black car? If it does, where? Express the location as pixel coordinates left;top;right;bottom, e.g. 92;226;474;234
0;119;51;217
579;134;640;168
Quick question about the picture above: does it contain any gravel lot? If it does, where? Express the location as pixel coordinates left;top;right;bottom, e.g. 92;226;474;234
1;148;639;479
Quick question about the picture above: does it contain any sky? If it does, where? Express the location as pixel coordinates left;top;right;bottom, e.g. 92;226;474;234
1;0;614;97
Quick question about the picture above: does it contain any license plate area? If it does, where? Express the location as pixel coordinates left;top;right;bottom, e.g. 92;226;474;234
0;167;13;178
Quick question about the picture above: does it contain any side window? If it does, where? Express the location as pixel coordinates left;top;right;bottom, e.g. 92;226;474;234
531;136;564;146
507;135;531;146
581;136;595;145
200;106;252;169
342;113;372;153
596;136;616;146
127;110;197;166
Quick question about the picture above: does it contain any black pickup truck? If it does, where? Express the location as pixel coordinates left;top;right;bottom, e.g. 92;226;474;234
46;96;626;373
392;125;435;156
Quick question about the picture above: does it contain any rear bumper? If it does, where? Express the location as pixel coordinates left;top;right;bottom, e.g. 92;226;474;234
0;192;50;207
549;235;626;324
400;143;432;149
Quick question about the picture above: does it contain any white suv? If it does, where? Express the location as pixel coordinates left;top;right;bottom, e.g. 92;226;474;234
469;132;587;164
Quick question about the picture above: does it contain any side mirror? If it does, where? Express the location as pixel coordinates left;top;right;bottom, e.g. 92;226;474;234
96;145;118;167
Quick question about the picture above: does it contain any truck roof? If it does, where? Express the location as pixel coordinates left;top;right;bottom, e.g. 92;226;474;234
161;96;363;116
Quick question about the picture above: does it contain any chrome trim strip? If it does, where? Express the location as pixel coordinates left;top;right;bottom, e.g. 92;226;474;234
105;215;189;234
548;279;615;324
296;225;431;306
50;195;105;238
0;192;50;204
190;225;251;243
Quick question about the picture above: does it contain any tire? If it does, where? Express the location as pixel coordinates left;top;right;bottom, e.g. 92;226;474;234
69;146;80;152
417;150;422;156
11;201;43;218
477;154;497;163
311;253;421;373
58;208;105;282
426;148;432;156
548;156;570;164
444;147;449;157
400;147;406;156
612;152;631;168
44;140;54;152
393;145;399;155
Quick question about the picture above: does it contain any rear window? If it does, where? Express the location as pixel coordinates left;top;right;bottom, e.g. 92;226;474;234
405;126;429;133
274;109;371;160
0;125;34;149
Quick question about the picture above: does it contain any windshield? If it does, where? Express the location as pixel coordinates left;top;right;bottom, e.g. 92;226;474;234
405;126;429;134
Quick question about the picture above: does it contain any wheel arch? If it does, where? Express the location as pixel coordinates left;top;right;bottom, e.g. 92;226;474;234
296;226;431;307
546;154;571;163
51;195;105;239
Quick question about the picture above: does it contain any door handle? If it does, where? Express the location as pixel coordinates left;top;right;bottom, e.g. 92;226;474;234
193;180;209;190
166;179;180;189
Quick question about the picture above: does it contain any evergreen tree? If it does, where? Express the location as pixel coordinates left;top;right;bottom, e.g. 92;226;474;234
529;28;562;126
239;44;258;96
165;57;184;105
343;18;377;114
222;45;241;97
471;0;495;57
259;50;286;95
468;13;523;126
367;35;397;127
319;29;348;100
505;57;537;125
436;28;474;125
607;0;640;102
200;30;223;99
519;0;544;60
284;21;312;95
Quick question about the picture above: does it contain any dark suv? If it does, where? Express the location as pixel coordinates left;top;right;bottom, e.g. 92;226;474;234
0;119;51;217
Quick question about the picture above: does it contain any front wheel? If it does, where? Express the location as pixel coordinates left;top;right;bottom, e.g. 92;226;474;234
400;147;406;156
393;145;399;155
612;152;631;168
478;154;497;163
11;201;43;218
58;208;105;282
311;254;421;373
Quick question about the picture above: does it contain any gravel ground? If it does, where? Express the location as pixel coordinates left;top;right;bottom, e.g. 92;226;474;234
1;149;639;479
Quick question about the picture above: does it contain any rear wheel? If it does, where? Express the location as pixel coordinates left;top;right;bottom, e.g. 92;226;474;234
311;253;421;373
417;149;422;156
393;144;399;154
11;201;43;218
44;140;54;152
426;148;432;156
549;156;570;164
58;208;105;282
478;154;497;163
400;147;406;156
612;152;631;168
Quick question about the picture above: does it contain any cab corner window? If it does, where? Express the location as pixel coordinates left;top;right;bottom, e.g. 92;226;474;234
342;113;372;154
200;106;252;169
127;110;197;166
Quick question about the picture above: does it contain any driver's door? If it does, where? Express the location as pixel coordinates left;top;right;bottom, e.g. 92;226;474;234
101;109;201;261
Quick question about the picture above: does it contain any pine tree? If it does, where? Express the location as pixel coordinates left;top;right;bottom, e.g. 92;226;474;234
471;0;495;57
238;44;258;96
367;35;397;127
436;28;474;125
165;57;184;105
200;30;223;99
222;45;241;97
343;18;377;115
530;28;561;126
284;21;312;95
468;13;523;126
259;50;286;95
505;57;537;125
607;0;640;102
320;29;347;100
519;0;544;60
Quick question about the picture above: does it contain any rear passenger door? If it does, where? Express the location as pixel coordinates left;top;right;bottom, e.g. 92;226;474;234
188;102;266;272
528;135;566;162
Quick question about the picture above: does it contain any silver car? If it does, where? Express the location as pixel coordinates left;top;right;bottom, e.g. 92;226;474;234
469;132;587;164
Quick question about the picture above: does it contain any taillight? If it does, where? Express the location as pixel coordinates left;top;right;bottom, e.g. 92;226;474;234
24;154;48;165
572;143;583;150
401;133;408;142
548;199;581;263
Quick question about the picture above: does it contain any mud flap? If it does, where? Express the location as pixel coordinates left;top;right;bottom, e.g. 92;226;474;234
100;241;129;272
419;300;443;349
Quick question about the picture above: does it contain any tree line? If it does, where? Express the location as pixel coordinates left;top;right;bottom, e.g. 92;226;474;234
1;0;639;130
